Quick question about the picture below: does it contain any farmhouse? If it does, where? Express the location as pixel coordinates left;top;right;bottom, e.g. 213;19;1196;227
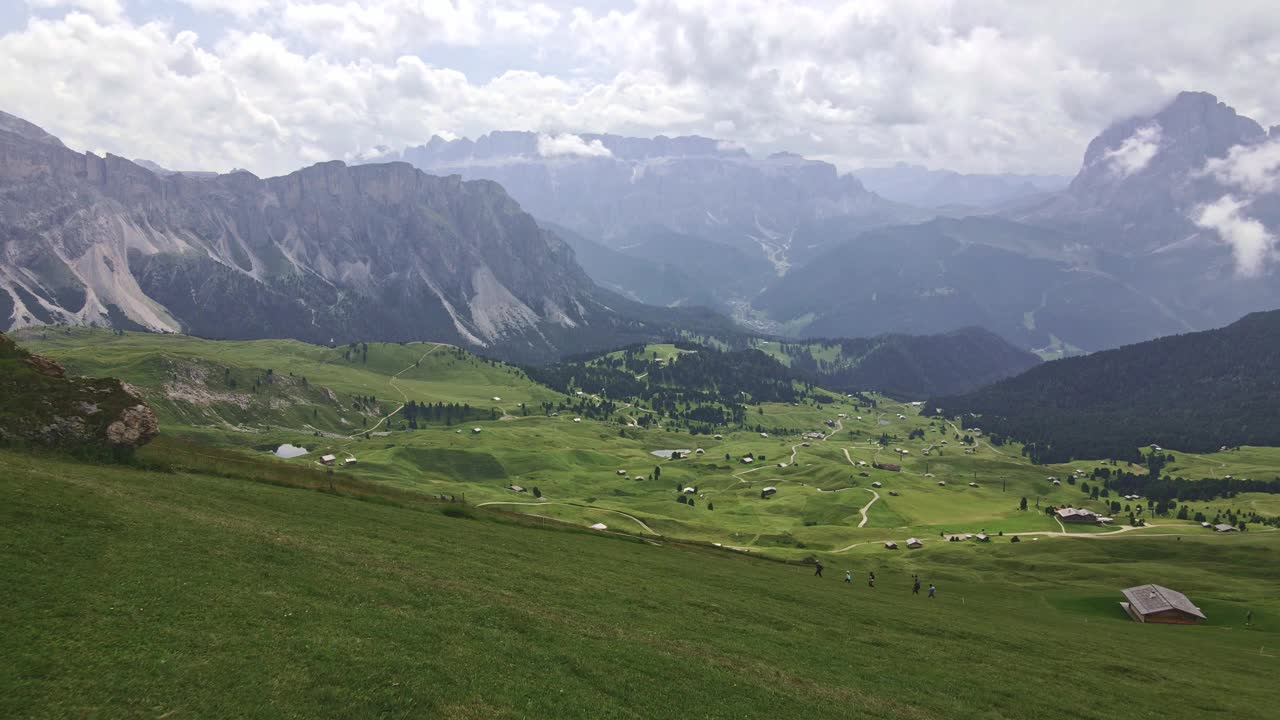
761;486;777;498
871;481;882;488
589;523;608;530
883;541;898;550
695;448;705;454
976;533;990;542
906;538;924;549
1214;524;1239;532
617;469;627;476
741;457;754;464
683;487;696;494
1056;507;1111;525
1120;584;1206;624
320;454;337;466
937;481;947;486
509;485;525;493
343;458;357;466
1201;521;1212;528
472;427;482;433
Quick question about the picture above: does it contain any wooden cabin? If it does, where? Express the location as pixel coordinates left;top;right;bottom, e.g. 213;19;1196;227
1120;584;1206;624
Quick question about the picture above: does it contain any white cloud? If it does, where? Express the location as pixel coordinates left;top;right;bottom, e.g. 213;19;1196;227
1202;139;1280;194
536;133;613;158
489;3;560;40
25;0;121;21
1103;124;1162;177
3;1;1280;176
1194;195;1276;276
178;0;275;19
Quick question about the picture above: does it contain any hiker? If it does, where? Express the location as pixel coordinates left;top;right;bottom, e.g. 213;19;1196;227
912;578;921;595
844;570;852;584
868;571;875;588
1247;610;1253;626
928;584;936;599
814;561;824;578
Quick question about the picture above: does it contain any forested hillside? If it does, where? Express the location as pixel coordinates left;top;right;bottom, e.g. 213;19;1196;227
774;327;1040;397
928;310;1280;462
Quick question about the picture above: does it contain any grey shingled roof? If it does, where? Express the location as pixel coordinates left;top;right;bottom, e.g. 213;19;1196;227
1121;584;1206;620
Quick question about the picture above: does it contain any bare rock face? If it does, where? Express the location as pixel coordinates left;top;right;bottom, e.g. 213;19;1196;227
0;332;159;453
105;404;159;447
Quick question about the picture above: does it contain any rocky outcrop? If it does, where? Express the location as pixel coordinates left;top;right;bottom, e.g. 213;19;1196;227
0;332;158;452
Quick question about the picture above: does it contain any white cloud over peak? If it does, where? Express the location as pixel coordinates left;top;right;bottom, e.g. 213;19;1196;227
1103;124;1162;177
1202;139;1280;194
536;133;613;158
1194;195;1276;276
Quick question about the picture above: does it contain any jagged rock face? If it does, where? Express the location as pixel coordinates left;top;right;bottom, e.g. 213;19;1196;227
0;332;158;452
0;111;621;361
394;131;916;273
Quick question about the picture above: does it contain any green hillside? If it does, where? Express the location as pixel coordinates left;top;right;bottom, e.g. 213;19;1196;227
13;329;1280;555
3;448;1278;719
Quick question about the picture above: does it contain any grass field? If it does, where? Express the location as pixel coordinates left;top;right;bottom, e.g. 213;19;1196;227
2;448;1278;719
14;328;1280;557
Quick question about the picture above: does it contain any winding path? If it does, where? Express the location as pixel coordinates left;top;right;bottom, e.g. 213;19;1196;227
856;488;880;528
339;343;445;443
476;500;658;535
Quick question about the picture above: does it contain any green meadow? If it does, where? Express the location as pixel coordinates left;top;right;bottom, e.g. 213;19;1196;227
16;328;1280;557
2;448;1277;719
6;328;1280;718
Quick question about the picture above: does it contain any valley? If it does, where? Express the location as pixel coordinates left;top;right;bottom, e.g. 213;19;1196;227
17;328;1279;557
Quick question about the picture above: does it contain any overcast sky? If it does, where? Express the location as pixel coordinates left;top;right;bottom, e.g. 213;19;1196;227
2;0;1277;177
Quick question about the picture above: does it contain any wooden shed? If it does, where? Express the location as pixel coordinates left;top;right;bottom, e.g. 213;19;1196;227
906;537;923;549
883;541;898;550
1120;584;1206;624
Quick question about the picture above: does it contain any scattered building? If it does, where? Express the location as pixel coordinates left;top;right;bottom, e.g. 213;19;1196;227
906;537;924;549
589;523;608;530
741;457;754;464
1214;524;1239;533
1120;584;1206;624
617;469;627;476
343;457;358;466
761;486;777;498
492;396;502;402
968;482;979;488
976;533;990;542
1056;507;1112;525
472;427;482;433
509;485;526;493
937;481;947;486
573;418;582;423
760;432;769;438
884;541;898;550
683;487;696;494
871;481;882;488
1201;521;1212;528
714;434;724;440
320;454;337;466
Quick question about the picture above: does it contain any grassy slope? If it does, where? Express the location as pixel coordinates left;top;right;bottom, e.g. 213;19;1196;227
3;450;1278;720
13;330;1280;555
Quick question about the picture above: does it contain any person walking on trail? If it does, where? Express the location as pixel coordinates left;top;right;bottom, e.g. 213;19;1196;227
844;570;852;584
928;584;936;599
814;561;824;578
868;572;875;588
912;578;921;595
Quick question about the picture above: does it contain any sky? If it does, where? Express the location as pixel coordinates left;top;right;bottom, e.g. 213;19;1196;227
2;0;1278;178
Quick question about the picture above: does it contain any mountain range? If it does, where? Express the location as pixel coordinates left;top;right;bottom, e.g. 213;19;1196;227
851;164;1069;209
0;111;736;362
384;92;1280;356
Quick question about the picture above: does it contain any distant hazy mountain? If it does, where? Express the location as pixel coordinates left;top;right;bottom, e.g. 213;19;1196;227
928;309;1280;463
774;326;1042;398
758;91;1280;353
0;111;736;362
388;131;925;309
1011;90;1280;334
853;164;1068;208
756;217;1185;353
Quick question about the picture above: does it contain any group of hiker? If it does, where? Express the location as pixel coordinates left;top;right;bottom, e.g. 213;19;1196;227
813;561;935;598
